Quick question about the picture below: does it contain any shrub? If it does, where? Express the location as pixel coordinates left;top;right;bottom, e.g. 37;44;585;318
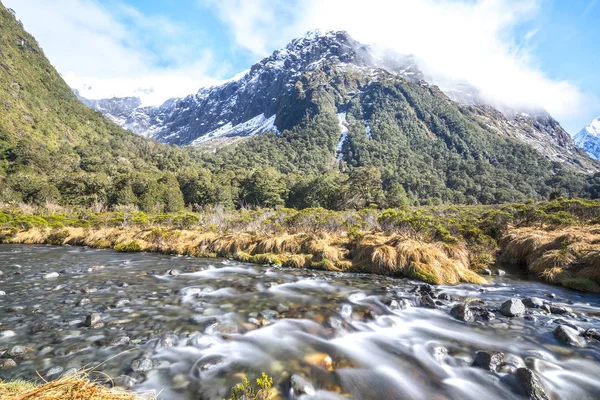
114;240;142;252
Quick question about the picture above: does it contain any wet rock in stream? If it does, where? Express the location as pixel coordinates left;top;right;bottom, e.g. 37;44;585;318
450;304;474;322
500;299;526;317
515;367;550;400
553;325;584;347
473;351;505;371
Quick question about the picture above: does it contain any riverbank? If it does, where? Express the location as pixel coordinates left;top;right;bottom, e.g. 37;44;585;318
1;198;600;290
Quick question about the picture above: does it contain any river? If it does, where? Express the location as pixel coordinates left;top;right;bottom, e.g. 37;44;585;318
0;244;599;399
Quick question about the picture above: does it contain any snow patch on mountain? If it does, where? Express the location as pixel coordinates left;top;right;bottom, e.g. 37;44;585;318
191;113;278;146
574;117;600;160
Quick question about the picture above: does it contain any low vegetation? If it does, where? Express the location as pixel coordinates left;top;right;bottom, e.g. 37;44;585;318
0;373;152;400
2;198;600;289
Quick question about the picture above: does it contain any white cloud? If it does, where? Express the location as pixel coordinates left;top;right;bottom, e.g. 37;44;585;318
4;0;223;105
204;0;599;133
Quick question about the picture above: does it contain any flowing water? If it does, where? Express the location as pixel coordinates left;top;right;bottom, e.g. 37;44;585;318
0;244;599;399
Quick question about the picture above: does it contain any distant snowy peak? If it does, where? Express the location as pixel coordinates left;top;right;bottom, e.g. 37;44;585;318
574;116;600;160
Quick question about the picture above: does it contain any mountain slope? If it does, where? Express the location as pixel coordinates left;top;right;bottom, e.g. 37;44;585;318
0;3;198;209
81;31;597;174
3;1;600;210
574;117;600;160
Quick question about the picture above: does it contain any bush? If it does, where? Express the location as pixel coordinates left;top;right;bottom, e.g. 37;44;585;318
114;240;142;252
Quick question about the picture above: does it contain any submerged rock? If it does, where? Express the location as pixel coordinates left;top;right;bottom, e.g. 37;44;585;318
500;299;525;317
549;305;572;315
473;351;505;371
515;368;549;400
420;295;437;309
113;375;137;390
131;357;153;373
0;359;17;369
553;325;584;347
450;304;474;322
43;272;60;279
291;374;316;396
84;313;102;327
46;365;64;378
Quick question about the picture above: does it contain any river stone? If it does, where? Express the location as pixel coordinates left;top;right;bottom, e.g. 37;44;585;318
500;299;525;317
496;269;506;276
420;295;437;309
433;346;448;361
29;322;56;334
0;359;17;369
108;336;131;347
523;297;544;308
291;374;316;396
43;272;60;279
46;365;64;378
515;368;550;400
113;298;130;308
386;299;400;310
450;304;474;322
553;325;584;347
5;345;35;361
549;305;572;315
167;269;180;276
260;309;279;319
0;291;6;296
483;269;492;275
131;357;153;373
84;313;102;327
113;375;137;390
157;333;177;348
419;284;435;294
77;298;91;307
480;310;496;321
473;351;505;371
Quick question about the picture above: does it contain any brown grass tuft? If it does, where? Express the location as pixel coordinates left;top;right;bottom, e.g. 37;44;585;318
0;372;153;400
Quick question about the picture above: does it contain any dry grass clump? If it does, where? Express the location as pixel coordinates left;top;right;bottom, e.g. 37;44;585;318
0;372;152;400
352;236;485;285
500;226;600;291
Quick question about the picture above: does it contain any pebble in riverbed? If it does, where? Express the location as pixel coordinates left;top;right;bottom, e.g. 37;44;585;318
131;357;153;373
84;313;103;328
0;359;17;369
291;374;316;396
500;299;525;317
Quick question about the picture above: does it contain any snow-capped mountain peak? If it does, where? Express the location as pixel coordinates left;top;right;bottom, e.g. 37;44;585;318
574;116;600;160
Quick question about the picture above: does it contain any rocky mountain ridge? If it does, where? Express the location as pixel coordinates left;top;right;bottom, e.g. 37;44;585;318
77;30;597;172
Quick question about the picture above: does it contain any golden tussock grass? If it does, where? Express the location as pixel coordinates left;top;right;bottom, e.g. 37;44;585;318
501;225;600;291
352;238;485;284
0;373;152;400
4;226;487;286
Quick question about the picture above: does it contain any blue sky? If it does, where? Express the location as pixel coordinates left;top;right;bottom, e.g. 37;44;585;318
5;0;600;133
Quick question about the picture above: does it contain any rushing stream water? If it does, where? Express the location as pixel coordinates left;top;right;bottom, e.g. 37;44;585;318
0;244;599;399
